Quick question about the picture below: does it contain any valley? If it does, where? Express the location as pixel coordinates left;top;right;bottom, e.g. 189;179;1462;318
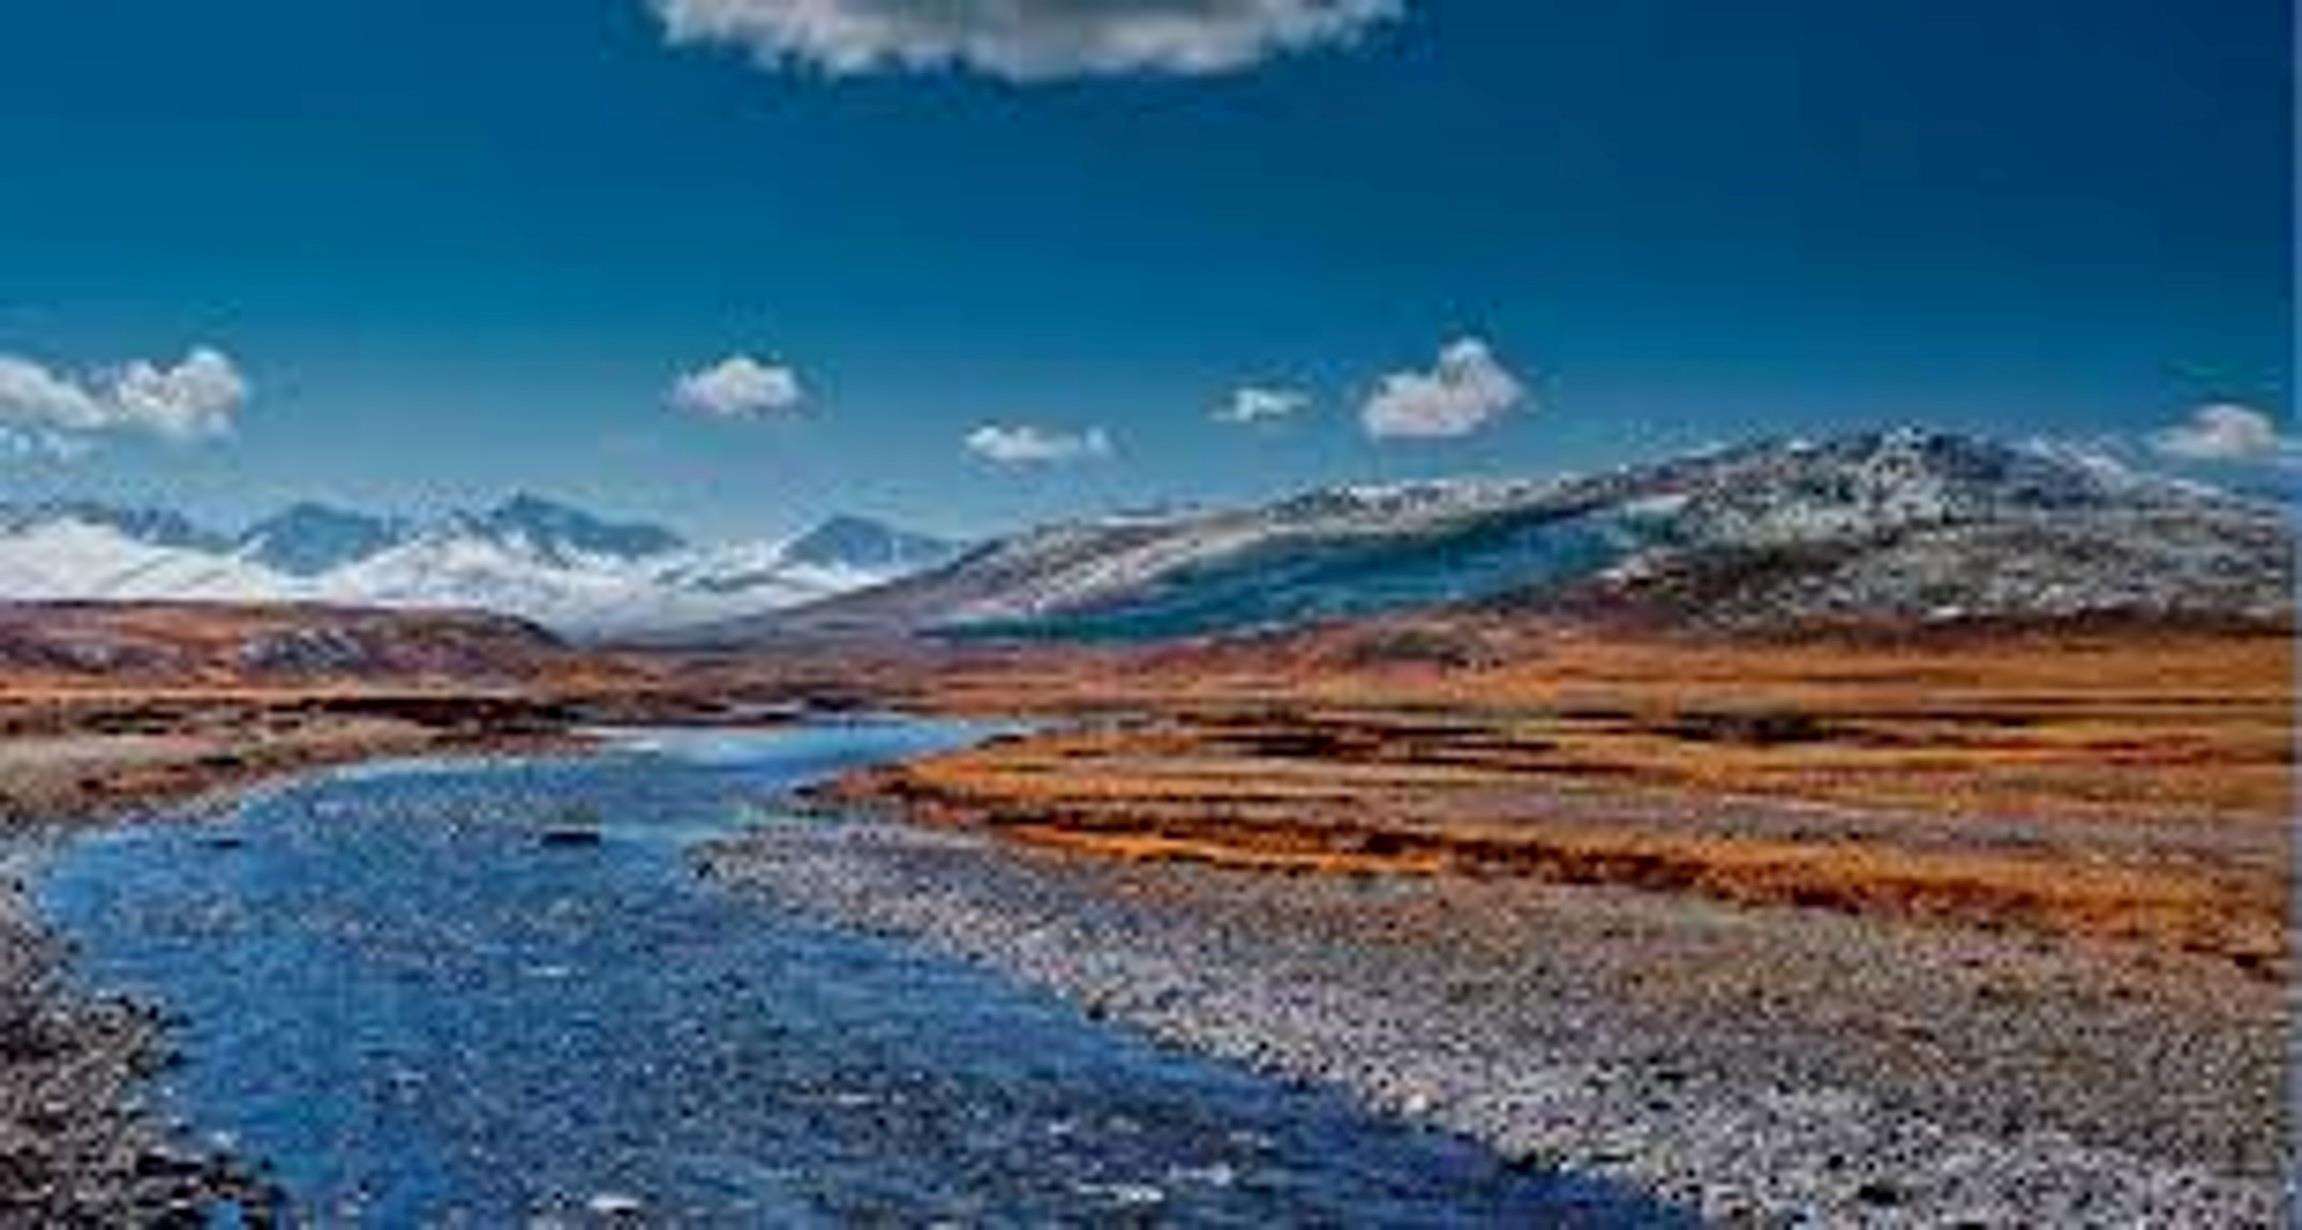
12;1;2288;1218
0;428;2290;1223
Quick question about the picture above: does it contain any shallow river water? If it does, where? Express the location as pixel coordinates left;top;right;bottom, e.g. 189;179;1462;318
39;720;1685;1225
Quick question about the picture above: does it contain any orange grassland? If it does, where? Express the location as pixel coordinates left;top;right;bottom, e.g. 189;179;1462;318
823;620;2295;970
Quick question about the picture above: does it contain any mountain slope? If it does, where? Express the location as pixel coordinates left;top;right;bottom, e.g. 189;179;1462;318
710;429;2291;643
780;515;964;575
236;503;412;576
454;494;688;565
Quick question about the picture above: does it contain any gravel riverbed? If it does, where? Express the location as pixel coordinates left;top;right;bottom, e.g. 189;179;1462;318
706;816;2288;1226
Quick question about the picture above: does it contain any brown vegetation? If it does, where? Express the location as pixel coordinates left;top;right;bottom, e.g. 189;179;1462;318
4;601;2289;968
819;617;2294;969
0;601;776;825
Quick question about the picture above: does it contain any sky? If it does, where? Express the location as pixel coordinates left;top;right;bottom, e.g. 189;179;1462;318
0;0;2289;542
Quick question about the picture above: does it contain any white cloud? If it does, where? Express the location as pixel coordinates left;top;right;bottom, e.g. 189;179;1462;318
1361;336;1524;439
1216;384;1312;424
0;357;107;429
649;0;1402;81
2150;403;2289;463
965;422;1113;465
672;354;805;417
108;348;247;440
0;347;248;444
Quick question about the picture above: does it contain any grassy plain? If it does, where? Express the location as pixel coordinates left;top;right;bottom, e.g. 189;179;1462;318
818;619;2294;968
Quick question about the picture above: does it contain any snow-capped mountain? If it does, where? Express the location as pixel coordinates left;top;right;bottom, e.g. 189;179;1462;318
779;515;964;575
0;513;280;602
452;493;688;566
0;501;226;553
719;429;2292;642
236;503;412;576
0;495;962;638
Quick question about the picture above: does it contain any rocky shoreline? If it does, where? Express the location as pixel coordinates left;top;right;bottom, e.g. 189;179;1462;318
0;839;278;1225
4;702;2284;1225
706;814;2288;1226
0;705;594;1223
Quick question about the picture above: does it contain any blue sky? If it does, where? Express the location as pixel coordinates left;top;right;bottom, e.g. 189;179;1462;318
0;1;2288;540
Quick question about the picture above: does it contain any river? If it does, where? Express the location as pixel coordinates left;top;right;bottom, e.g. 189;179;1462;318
37;719;1683;1225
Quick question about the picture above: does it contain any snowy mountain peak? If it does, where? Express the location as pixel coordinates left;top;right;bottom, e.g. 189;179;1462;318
236;503;412;576
0;501;227;552
0;495;956;638
780;515;963;574
456;494;688;565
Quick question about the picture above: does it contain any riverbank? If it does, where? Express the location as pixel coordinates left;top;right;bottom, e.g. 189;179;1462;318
0;688;600;1219
30;721;1688;1223
713;623;2292;1224
707;815;2287;1224
0;840;276;1223
0;691;595;830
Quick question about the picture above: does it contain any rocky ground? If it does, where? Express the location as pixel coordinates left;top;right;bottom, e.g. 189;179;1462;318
707;815;2289;1226
0;840;277;1226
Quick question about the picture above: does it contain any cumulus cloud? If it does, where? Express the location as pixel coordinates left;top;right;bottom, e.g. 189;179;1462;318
108;349;248;439
649;0;1403;81
0;347;247;445
0;357;105;429
672;354;805;418
1216;384;1312;424
2150;403;2290;463
1360;336;1524;439
964;422;1114;465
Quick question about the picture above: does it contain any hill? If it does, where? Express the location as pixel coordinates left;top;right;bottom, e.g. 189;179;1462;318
679;429;2291;644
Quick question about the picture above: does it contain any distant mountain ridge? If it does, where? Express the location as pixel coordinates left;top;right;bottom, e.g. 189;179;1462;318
0;501;229;553
0;495;964;637
457;494;688;566
237;503;413;576
780;515;961;574
698;429;2291;644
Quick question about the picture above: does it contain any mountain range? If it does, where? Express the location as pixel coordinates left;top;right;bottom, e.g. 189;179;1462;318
692;429;2293;643
0;496;963;637
2;430;2286;645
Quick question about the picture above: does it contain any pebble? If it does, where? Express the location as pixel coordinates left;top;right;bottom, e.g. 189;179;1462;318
703;819;2288;1227
586;1192;644;1216
0;842;279;1222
